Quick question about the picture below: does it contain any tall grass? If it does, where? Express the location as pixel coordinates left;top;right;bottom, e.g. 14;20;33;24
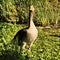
0;0;60;26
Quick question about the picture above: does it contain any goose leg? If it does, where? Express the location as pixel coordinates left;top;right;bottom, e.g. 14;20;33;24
22;42;26;51
29;41;34;50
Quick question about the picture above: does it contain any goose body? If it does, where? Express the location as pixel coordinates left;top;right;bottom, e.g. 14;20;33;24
13;5;38;51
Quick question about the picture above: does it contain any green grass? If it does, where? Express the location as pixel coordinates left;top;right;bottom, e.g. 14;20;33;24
0;22;60;60
0;0;60;26
30;28;60;60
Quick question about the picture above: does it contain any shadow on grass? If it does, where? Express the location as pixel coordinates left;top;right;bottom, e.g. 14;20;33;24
0;50;29;60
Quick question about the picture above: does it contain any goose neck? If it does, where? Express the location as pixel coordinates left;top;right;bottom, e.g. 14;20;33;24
29;11;35;27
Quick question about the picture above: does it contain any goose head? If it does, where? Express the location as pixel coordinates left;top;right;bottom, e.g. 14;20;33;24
29;5;34;12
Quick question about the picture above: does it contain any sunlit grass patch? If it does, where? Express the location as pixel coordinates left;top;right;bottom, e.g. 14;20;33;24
0;22;60;60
